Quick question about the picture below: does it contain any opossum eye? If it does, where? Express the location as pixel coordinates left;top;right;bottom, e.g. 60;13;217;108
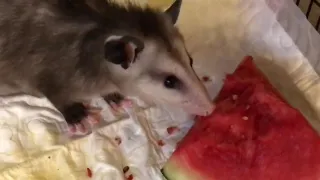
164;75;180;89
185;50;193;67
189;56;193;67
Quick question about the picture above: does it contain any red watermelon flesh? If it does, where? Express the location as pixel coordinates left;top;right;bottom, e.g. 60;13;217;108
162;56;320;180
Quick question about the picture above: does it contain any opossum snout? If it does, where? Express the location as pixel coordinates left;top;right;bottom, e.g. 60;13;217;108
202;103;215;116
182;99;215;116
194;103;215;116
187;80;215;116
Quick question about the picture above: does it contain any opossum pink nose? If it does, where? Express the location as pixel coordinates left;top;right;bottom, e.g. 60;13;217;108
203;103;215;116
182;100;215;116
190;103;215;117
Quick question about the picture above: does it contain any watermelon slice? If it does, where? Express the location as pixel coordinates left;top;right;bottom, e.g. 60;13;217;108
162;56;320;180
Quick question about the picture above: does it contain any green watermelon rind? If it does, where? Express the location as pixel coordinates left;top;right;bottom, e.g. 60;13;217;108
161;161;187;180
161;159;206;180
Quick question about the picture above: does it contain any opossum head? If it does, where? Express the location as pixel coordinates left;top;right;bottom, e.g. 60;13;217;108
104;0;213;116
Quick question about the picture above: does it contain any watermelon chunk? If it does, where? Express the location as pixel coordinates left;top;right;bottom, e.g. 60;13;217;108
162;56;320;180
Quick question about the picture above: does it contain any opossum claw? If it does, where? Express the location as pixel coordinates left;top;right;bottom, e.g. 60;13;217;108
104;93;132;115
63;102;102;134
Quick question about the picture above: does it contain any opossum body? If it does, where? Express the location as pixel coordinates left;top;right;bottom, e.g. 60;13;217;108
0;0;213;133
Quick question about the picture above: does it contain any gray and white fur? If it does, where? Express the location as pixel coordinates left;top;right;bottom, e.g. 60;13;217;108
0;0;213;127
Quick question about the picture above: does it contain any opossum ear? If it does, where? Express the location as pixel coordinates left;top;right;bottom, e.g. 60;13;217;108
104;35;144;69
164;0;182;25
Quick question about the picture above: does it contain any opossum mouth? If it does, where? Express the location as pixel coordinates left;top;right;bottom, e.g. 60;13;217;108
134;90;214;116
180;102;214;116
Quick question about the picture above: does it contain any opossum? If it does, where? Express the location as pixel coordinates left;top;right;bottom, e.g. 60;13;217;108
0;0;214;133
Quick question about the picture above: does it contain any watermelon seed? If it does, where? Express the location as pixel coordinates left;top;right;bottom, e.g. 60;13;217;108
115;137;122;145
246;105;250;110
202;76;210;82
123;166;130;173
167;126;179;135
127;174;134;180
87;168;92;178
232;94;238;100
157;140;165;147
242;116;249;120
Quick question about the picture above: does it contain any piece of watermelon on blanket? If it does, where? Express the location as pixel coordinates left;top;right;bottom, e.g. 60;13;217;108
162;56;320;180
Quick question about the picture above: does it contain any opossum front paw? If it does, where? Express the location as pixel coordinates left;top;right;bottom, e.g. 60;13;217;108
104;93;132;115
63;102;102;134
